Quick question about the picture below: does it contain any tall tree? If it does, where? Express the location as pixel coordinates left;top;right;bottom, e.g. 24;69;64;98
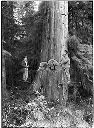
68;1;93;100
36;1;70;105
2;1;14;98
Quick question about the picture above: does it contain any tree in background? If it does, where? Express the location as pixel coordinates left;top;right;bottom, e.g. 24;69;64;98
2;1;16;98
68;1;93;101
68;1;93;45
2;1;42;98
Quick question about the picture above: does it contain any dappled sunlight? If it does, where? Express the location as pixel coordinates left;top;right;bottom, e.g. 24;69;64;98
2;1;93;128
2;93;92;128
34;1;41;12
13;1;41;25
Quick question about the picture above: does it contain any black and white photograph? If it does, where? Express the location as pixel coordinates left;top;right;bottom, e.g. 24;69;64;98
1;1;93;128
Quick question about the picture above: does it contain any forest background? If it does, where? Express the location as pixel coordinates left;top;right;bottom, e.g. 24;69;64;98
1;1;93;128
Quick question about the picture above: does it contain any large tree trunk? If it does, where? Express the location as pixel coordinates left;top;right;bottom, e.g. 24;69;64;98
36;1;70;105
2;41;13;99
49;1;70;105
58;1;70;104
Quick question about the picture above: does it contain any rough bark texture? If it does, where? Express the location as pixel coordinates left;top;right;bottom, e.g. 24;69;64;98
35;1;70;105
58;1;70;103
2;49;9;98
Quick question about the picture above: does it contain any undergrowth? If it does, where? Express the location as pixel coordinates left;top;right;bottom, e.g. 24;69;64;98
2;93;93;128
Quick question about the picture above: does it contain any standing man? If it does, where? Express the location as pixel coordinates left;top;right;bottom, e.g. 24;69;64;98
22;56;29;81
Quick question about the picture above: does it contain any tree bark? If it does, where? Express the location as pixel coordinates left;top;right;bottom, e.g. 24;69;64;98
2;49;8;98
59;1;70;104
37;1;70;105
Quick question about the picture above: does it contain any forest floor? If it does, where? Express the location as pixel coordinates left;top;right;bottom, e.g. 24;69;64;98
2;92;93;128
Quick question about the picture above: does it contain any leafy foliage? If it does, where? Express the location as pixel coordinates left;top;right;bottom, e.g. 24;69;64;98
68;1;93;45
68;1;93;101
2;1;18;46
68;35;93;101
2;94;92;128
2;1;42;92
